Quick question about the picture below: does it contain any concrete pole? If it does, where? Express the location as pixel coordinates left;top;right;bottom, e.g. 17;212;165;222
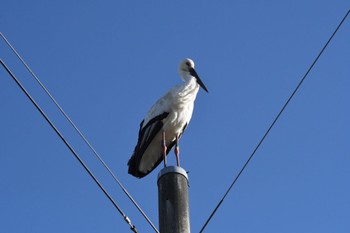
157;166;190;233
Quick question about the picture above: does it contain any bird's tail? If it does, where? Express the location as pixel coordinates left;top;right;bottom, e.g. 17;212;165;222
127;153;146;178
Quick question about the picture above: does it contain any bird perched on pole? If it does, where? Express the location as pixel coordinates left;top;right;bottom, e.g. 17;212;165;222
128;58;208;178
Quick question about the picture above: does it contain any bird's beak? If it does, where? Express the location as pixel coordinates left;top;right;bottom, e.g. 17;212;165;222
189;68;209;93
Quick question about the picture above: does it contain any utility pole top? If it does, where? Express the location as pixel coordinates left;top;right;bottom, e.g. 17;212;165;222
158;166;190;233
157;166;188;180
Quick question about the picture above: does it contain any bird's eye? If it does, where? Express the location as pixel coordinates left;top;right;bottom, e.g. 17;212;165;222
185;62;191;67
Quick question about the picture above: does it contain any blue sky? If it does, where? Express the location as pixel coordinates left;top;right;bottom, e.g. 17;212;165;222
1;1;349;232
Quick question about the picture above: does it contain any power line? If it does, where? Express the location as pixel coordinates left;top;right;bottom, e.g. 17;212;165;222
0;32;159;233
199;8;350;233
0;59;138;233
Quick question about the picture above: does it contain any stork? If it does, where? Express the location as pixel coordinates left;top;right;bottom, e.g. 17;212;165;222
128;58;208;178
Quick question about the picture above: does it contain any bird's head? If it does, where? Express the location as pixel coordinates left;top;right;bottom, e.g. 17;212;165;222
179;58;209;93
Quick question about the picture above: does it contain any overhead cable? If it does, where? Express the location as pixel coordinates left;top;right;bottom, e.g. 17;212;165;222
0;32;159;233
0;59;138;233
199;8;350;233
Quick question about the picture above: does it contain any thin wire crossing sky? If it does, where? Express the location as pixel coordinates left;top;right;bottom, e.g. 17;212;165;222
1;1;349;233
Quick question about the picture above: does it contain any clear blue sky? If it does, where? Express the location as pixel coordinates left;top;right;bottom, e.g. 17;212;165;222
1;1;349;232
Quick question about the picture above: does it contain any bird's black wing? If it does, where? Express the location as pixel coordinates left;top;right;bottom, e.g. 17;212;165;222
128;112;169;178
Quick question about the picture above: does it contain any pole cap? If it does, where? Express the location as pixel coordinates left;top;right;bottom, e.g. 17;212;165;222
157;166;188;181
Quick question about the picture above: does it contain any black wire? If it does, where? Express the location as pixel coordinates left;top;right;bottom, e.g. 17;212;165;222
199;8;350;233
0;59;138;233
0;32;159;233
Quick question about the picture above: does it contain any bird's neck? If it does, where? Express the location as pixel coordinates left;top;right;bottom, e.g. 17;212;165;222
176;76;199;102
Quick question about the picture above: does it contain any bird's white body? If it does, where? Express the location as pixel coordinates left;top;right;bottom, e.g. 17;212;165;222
138;75;200;172
128;58;208;178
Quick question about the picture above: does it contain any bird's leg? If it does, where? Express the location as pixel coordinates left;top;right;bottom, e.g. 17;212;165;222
162;130;167;167
174;135;180;167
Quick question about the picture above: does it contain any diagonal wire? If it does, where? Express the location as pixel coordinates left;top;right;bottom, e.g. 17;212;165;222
199;8;350;233
0;59;138;233
0;32;159;233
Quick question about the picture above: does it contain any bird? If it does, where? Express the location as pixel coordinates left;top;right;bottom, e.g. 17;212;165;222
128;58;208;178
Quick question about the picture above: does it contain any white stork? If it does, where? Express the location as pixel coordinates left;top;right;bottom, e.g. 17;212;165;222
128;58;208;178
